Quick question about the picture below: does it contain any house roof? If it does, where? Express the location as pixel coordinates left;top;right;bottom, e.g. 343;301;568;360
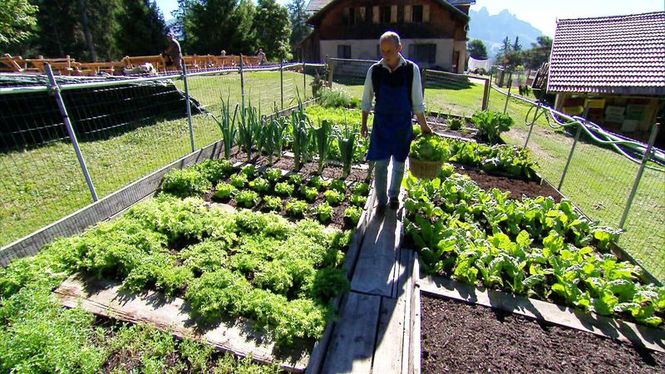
306;0;475;22
547;11;665;96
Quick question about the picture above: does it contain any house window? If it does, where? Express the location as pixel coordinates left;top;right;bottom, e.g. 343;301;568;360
408;44;436;64
380;6;391;23
343;8;356;25
412;5;423;23
359;7;367;22
337;45;351;59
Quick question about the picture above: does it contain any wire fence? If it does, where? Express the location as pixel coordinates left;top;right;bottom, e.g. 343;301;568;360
0;62;325;248
490;87;665;282
328;58;663;282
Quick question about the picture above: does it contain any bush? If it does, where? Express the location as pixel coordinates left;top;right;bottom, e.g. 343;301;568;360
264;168;283;183
161;169;212;197
315;202;334;223
275;182;295;197
317;87;360;109
471;110;514;144
410;135;450;162
285;199;308;218
249;177;270;194
236;190;259;208
449;116;463;131
194;159;234;183
324;190;344;206
344;206;362;227
213;183;237;201
263;196;283;212
230;173;248;188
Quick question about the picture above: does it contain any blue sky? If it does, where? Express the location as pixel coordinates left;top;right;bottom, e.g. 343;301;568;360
155;0;664;36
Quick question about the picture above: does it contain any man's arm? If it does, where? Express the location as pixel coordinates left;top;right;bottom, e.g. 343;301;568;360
412;64;432;134
360;66;374;137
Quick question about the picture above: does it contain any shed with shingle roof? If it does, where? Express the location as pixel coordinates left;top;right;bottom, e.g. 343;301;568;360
548;11;664;140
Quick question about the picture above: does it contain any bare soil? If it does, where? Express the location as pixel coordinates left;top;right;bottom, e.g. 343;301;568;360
455;165;563;202
421;295;665;374
229;148;370;183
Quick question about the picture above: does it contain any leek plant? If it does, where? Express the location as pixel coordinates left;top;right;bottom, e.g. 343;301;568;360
291;101;313;169
238;100;262;161
336;122;357;178
315;119;334;174
218;98;238;159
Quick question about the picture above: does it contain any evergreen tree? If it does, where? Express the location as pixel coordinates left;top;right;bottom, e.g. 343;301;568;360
287;0;311;52
115;0;167;56
185;0;257;55
30;0;120;61
254;0;292;61
467;39;488;60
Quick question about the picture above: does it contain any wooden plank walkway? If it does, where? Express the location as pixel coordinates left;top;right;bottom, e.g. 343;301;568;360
316;207;417;374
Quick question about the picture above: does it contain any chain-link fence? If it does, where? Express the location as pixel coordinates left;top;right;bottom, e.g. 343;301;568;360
328;58;664;282
0;62;325;248
491;89;665;283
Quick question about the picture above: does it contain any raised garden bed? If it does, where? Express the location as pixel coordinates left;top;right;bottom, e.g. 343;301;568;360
454;164;562;201
421;295;665;373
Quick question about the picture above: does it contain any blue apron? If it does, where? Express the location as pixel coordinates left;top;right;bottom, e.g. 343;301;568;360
366;73;413;162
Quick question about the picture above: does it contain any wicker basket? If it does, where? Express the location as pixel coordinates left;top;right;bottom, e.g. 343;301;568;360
408;156;444;179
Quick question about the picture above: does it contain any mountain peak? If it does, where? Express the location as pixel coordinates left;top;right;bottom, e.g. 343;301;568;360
468;8;545;59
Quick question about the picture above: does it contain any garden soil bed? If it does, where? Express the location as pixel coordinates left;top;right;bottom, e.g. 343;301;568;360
229;149;370;183
421;295;665;373
455;165;563;202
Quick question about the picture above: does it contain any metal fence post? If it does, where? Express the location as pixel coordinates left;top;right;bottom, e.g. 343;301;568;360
524;101;542;149
280;60;284;110
481;76;490;110
45;63;99;202
422;69;427;97
239;54;245;113
558;122;583;191
619;123;660;229
182;62;196;152
503;71;513;114
326;56;334;88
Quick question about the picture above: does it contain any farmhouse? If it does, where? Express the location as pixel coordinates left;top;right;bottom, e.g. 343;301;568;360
301;0;474;72
548;11;665;144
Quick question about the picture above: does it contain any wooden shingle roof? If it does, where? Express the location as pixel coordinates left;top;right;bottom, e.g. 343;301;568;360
548;11;665;95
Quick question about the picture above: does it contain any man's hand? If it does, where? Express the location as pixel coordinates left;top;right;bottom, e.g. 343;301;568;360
420;123;433;135
361;124;368;138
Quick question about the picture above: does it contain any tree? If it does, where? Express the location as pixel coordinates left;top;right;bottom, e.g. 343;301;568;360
254;0;292;61
512;36;522;52
467;39;488;60
287;0;311;53
0;0;38;48
115;0;167;56
184;0;257;55
523;35;552;69
30;0;120;61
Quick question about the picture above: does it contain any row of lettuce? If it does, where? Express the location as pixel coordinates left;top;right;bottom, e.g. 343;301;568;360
404;166;664;327
162;159;370;227
410;134;538;180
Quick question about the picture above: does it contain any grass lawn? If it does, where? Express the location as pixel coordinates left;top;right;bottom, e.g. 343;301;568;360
1;70;317;247
0;114;221;246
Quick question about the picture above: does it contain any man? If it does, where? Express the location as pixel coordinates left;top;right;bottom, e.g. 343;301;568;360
256;48;267;65
361;31;432;215
163;32;182;72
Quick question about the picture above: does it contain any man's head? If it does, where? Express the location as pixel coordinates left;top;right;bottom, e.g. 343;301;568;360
379;31;402;68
